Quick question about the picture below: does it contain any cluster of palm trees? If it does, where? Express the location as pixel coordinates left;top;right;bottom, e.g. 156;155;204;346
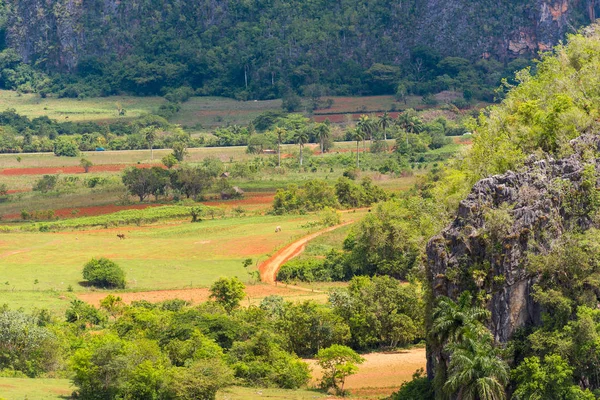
269;110;426;169
350;111;424;168
432;292;509;400
274;122;331;167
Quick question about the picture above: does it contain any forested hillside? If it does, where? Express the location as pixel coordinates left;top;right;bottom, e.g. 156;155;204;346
0;0;597;99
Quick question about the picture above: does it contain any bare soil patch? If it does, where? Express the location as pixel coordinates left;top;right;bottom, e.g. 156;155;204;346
306;348;426;397
78;284;317;307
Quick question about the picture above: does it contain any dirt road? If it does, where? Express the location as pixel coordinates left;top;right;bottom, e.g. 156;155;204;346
258;221;354;283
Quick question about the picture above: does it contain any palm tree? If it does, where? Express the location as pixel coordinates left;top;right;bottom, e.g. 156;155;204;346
444;332;509;400
395;110;423;147
351;128;364;168
357;115;375;150
315;123;330;154
431;292;490;345
274;127;286;167
293;129;309;166
144;127;158;160
378;111;393;141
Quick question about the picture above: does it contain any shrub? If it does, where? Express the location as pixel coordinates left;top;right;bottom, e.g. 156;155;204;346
53;136;80;157
319;207;342;227
82;257;126;288
33;175;58;193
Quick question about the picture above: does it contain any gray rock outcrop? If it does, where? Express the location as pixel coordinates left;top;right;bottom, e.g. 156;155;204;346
426;133;600;377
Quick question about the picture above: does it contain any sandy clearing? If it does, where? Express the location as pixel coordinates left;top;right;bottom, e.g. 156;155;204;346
258;221;355;284
306;348;426;397
78;284;323;307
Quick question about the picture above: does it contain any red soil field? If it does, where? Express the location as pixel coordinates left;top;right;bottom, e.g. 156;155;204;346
0;163;160;176
313;112;402;123
1;192;275;220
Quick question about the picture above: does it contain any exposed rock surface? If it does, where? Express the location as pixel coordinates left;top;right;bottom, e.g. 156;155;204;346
426;133;600;377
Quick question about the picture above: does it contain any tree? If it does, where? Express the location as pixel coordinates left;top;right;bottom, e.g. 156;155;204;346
431;292;490;345
316;344;364;395
0;309;59;377
33;174;58;193
82;257;126;289
209;277;245;313
80;157;93;173
351;128;364;168
293;129;309;166
378;111;393;141
172;166;213;199
143;127;158;160
161;359;233;400
357;115;375;148
395;83;408;104
315;122;330;154
122;167;154;201
396;110;423;147
171;141;188;162
512;355;595;400
53;136;80;157
274;127;286;167
161;153;178;169
444;332;509;400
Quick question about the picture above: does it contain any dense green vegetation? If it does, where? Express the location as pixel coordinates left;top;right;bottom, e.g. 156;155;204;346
1;0;572;101
0;275;422;398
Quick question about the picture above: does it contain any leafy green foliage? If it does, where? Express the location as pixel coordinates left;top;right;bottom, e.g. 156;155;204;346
512;355;595;400
209;277;245;313
316;344;364;395
342;197;441;279
468;26;600;180
330;276;424;350
53;136;80;157
390;369;434;400
0;309;59;377
82;257;126;289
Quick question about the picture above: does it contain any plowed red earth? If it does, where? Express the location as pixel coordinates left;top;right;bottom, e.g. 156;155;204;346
0;163;160;176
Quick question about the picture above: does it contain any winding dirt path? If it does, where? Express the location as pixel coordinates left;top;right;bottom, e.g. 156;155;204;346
258;221;354;284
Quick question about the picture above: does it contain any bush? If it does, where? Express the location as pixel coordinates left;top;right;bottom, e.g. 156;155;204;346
319;207;342;227
0;309;59;377
389;369;434;400
82;257;126;288
33;175;58;193
53;136;80;157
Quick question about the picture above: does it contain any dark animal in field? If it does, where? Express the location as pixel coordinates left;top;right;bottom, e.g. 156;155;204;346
117;234;126;240
275;226;281;233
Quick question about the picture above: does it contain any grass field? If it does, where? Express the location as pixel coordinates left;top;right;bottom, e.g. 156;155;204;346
0;209;365;315
0;379;332;400
0;90;164;123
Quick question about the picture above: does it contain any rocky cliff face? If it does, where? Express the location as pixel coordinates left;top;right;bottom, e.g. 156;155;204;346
3;0;598;72
426;133;600;377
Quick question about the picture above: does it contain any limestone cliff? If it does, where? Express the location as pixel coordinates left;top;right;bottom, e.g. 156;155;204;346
426;133;600;377
3;0;598;72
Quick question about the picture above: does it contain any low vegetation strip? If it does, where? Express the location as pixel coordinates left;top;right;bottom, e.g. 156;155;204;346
0;163;159;176
0;205;216;231
259;221;354;283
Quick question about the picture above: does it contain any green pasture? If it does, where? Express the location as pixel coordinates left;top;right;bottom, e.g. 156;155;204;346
0;377;74;400
0;214;320;292
0;378;329;400
0;90;163;123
